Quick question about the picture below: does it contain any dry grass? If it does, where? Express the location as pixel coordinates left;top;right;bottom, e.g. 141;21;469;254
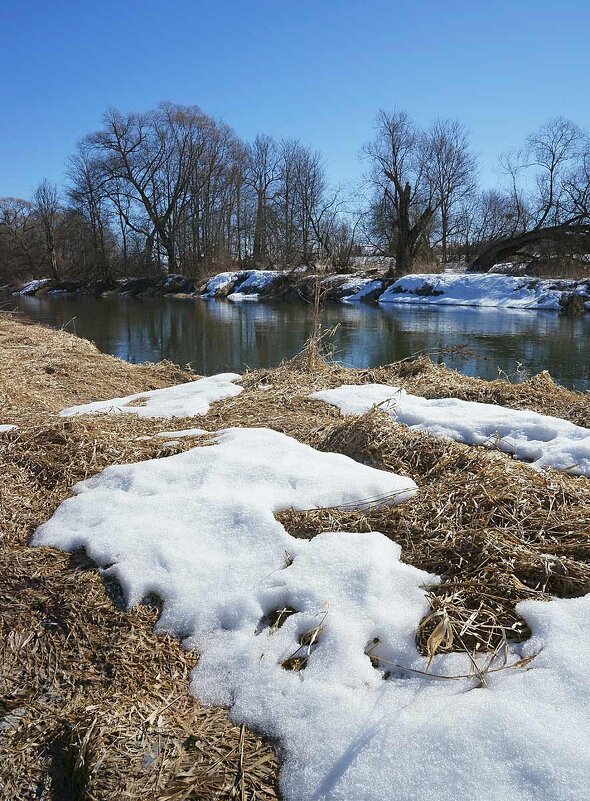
0;312;191;419
2;312;590;797
0;314;279;801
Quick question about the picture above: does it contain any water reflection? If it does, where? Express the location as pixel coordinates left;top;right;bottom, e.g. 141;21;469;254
14;295;590;391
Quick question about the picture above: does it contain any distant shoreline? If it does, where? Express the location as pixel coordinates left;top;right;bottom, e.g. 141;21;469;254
6;270;590;314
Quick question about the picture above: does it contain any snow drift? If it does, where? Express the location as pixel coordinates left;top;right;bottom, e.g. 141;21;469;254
378;272;590;310
312;384;590;476
203;270;281;300
59;374;243;419
32;426;590;800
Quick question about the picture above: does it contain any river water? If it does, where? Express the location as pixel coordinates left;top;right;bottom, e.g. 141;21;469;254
12;294;590;391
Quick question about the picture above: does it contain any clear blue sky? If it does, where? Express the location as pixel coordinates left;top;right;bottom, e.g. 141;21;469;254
1;0;589;199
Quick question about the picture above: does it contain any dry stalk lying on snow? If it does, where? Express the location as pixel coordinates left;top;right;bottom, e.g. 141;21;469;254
2;311;590;797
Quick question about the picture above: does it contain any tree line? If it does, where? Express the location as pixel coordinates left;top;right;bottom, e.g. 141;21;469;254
2;102;590;285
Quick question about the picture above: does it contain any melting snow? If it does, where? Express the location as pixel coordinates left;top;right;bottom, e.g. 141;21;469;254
340;278;384;302
312;384;590;476
59;374;242;419
202;271;241;297
378;273;590;310
227;270;281;301
32;426;590;800
15;278;52;295
155;427;207;438
204;270;281;300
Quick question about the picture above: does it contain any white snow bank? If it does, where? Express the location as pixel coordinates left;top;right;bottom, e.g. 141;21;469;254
32;426;590;800
204;270;281;300
15;278;51;295
312;384;590;476
59;374;242;419
340;278;384;302
378;273;590;310
227;270;280;301
0;424;17;433
202;271;241;297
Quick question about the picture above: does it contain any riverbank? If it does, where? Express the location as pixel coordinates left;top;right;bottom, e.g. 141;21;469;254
6;268;590;312
3;313;590;799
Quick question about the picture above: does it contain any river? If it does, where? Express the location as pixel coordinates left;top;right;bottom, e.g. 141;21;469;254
12;295;590;391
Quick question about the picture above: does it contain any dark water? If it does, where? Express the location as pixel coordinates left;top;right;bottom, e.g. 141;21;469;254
12;294;590;391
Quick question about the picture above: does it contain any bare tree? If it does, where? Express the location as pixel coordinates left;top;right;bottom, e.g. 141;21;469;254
86;103;207;272
423;119;477;262
277;138;303;266
244;134;281;266
469;118;589;271
68;144;115;283
33;179;61;281
364;110;438;276
0;198;44;280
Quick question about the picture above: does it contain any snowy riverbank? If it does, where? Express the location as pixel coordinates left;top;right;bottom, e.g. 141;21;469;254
4;313;590;800
9;269;590;312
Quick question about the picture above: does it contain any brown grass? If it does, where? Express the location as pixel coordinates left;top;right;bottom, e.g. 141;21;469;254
0;314;279;801
2;311;590;798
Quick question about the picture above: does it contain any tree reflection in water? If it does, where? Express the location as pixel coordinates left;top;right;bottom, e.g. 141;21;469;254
15;295;590;391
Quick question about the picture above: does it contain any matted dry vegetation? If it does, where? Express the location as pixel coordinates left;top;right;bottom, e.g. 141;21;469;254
0;315;279;801
2;312;590;799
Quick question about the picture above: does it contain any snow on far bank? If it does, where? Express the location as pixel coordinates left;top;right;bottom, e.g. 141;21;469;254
200;269;589;311
15;278;52;296
203;270;281;300
378;272;590;310
340;278;384;302
32;426;590;800
59;374;242;419
202;271;241;297
312;384;590;477
227;270;281;301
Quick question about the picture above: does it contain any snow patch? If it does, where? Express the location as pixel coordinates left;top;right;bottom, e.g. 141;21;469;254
340;279;384;302
0;424;17;433
58;374;242;419
155;428;207;438
15;278;51;295
229;270;280;296
202;272;241;297
227;292;262;301
378;273;590;310
312;384;590;476
205;270;281;300
32;426;590;800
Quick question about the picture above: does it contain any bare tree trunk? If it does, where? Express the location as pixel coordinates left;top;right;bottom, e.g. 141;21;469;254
386;182;434;277
159;229;176;272
253;192;266;265
46;227;60;282
145;231;155;273
468;224;590;272
394;234;413;276
441;206;449;263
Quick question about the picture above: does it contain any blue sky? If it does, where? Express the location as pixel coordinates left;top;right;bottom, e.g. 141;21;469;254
1;0;589;199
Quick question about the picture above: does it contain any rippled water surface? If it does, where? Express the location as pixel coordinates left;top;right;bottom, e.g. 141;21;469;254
13;295;590;391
